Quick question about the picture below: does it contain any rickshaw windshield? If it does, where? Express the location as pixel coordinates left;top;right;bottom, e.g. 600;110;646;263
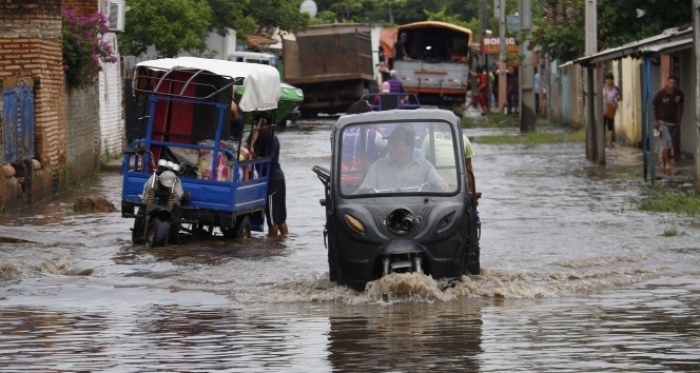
339;121;461;196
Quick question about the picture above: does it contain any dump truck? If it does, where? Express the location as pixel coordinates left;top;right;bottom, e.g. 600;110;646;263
283;23;376;117
389;21;474;107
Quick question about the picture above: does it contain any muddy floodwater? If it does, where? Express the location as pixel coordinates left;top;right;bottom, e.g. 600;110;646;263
1;119;700;372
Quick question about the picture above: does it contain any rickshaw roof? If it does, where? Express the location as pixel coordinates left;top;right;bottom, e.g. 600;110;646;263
335;108;459;129
134;57;280;111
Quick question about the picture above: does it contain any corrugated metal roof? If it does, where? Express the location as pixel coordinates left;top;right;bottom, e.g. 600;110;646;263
565;26;693;66
640;37;692;54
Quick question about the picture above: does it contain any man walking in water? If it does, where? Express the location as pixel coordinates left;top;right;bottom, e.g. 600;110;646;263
251;112;289;236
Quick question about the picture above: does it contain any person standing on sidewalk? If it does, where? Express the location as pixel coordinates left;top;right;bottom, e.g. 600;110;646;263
652;75;684;171
603;72;621;148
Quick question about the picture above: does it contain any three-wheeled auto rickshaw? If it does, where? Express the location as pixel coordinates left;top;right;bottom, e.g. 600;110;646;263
121;57;281;246
312;109;480;291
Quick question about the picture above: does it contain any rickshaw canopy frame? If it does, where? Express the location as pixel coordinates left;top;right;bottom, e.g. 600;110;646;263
133;57;281;112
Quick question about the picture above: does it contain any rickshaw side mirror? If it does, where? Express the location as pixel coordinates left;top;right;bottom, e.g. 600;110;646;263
312;165;330;186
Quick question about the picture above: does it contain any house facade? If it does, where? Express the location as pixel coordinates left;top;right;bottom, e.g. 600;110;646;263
0;0;123;211
548;27;695;179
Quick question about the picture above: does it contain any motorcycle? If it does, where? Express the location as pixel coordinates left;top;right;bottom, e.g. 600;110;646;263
128;148;188;247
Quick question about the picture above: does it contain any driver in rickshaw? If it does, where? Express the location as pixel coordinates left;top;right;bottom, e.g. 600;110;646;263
358;124;448;192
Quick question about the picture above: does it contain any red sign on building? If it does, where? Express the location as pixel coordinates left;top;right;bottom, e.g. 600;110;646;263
480;37;519;55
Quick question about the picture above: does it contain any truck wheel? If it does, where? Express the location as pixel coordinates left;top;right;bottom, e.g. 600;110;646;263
300;108;318;118
147;216;170;247
169;222;181;244
221;217;250;239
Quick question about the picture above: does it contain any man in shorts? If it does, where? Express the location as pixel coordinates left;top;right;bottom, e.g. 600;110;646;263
652;75;684;170
251;112;288;236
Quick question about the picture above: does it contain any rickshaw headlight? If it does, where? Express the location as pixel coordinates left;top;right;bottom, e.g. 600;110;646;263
345;214;365;233
159;171;178;188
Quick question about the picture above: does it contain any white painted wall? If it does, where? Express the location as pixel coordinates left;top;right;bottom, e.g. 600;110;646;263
150;29;238;60
98;32;124;158
613;57;643;145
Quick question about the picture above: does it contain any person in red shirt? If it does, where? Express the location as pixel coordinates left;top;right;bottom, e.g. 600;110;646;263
469;66;489;116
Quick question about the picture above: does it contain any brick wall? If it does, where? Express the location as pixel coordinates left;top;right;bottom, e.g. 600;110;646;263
61;0;97;15
0;0;66;176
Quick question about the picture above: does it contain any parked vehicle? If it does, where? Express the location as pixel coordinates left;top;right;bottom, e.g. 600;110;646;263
228;51;303;125
390;21;473;106
227;51;277;66
283;23;377;117
312;109;480;290
122;57;280;246
235;82;302;126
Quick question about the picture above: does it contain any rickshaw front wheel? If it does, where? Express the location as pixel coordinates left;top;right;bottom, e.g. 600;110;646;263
147;216;170;247
132;208;145;245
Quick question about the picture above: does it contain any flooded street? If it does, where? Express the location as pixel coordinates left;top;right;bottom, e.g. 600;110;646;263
1;119;700;372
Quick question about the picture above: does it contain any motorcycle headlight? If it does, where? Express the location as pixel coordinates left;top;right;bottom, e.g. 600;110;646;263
159;171;178;188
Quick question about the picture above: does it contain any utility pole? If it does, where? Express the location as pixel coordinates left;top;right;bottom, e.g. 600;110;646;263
519;0;535;132
498;0;507;112
480;0;488;108
584;0;604;164
695;0;700;183
388;0;394;24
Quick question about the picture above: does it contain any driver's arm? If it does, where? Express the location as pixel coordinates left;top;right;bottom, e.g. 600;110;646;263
466;156;474;193
425;164;448;191
357;162;379;192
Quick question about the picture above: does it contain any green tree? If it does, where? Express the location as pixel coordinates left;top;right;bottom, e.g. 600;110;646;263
532;0;692;62
247;0;309;32
207;0;309;44
424;6;480;38
121;0;212;57
207;0;255;38
310;10;339;25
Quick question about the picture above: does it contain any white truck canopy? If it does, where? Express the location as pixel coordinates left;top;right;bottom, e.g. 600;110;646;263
134;57;281;111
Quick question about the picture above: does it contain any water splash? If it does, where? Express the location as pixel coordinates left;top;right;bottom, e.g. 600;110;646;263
0;255;79;279
231;253;668;304
365;273;455;303
555;253;649;268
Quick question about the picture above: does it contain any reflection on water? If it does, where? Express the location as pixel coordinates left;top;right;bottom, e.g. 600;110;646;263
327;302;483;372
1;121;700;371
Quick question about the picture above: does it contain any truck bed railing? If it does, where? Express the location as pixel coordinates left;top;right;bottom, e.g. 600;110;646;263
133;68;243;100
